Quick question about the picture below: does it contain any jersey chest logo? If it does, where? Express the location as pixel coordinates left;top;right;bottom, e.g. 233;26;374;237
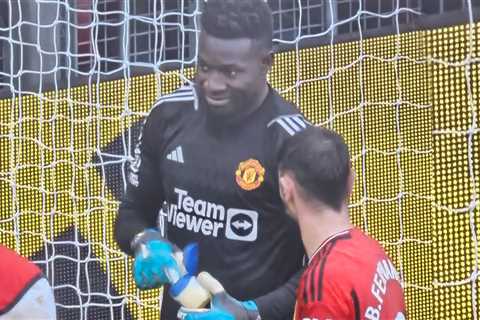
235;159;265;191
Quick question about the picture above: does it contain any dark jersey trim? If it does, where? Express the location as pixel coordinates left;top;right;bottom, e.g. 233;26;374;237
312;242;334;303
304;232;352;303
151;85;196;110
0;274;44;315
351;289;361;320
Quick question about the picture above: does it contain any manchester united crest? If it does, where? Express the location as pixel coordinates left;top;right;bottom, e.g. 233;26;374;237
235;159;265;191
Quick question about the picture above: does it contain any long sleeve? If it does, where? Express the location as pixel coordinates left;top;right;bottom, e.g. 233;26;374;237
255;268;304;319
114;114;165;256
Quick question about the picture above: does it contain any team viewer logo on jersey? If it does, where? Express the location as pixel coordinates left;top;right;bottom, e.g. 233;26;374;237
162;188;258;242
235;159;265;191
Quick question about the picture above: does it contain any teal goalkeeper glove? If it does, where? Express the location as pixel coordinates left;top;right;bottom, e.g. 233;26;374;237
177;272;260;320
132;231;211;308
131;229;182;289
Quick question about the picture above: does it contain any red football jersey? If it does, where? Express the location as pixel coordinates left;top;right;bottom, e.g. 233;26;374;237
294;228;406;320
0;245;42;314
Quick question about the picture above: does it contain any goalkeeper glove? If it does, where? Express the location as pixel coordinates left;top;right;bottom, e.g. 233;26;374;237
132;231;211;308
169;244;211;309
177;272;260;320
131;228;182;289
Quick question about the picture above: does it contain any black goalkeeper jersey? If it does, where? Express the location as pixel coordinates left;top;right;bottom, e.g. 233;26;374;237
117;84;309;319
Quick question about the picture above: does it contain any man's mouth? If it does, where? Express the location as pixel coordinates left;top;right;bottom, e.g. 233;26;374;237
205;95;230;107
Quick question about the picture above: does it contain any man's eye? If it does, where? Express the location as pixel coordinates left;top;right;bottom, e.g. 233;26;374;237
228;70;237;78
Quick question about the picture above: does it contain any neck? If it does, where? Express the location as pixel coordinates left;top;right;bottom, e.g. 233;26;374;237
297;203;352;259
239;82;269;120
252;83;269;112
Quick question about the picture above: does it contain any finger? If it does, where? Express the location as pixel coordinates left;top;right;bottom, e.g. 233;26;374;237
177;308;211;320
133;265;144;285
141;272;154;287
182;243;199;275
197;272;224;295
164;266;181;283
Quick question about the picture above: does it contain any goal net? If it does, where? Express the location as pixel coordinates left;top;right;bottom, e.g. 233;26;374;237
0;0;478;319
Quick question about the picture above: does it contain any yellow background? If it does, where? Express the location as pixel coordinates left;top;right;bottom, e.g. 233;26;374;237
0;22;478;319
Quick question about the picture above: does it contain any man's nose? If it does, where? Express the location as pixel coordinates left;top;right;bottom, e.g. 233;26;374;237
204;71;227;93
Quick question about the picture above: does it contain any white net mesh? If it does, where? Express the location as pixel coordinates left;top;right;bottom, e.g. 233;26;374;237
0;0;478;319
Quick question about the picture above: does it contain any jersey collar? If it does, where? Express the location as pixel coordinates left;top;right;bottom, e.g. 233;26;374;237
309;228;353;264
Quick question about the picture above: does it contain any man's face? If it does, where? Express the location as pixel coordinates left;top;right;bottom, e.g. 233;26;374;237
195;31;270;119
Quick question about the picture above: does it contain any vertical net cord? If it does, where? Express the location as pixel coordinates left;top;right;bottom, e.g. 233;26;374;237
294;0;301;109
35;1;47;286
36;0;53;306
11;0;21;256
120;2;130;317
82;1;101;317
356;0;370;238
465;0;478;317
430;3;479;319
392;0;406;288
327;0;336;133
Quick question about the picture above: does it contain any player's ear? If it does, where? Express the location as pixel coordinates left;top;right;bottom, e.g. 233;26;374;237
279;171;299;220
278;174;287;202
261;50;274;73
279;172;294;204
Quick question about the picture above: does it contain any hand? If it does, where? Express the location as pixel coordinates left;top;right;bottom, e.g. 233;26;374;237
132;231;210;309
132;229;181;289
177;272;260;320
169;244;211;309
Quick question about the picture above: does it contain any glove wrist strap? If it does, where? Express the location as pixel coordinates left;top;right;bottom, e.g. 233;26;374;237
130;228;163;252
246;310;261;320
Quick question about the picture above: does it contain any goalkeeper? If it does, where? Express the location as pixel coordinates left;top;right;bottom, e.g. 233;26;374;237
275;126;406;319
114;0;310;319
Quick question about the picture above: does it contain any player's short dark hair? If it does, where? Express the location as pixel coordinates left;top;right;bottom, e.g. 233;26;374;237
278;126;351;211
201;0;273;50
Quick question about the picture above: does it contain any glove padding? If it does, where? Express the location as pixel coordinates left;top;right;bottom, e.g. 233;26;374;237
177;272;260;320
169;244;211;309
133;232;210;308
132;229;183;289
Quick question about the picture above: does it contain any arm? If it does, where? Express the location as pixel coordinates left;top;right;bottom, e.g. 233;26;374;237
114;117;164;256
254;268;303;319
177;268;304;320
114;114;182;290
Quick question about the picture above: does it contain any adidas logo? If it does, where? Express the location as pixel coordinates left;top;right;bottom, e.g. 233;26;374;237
166;146;184;163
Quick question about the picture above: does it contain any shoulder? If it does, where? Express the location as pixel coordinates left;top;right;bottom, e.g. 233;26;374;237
267;113;310;136
317;230;390;286
0;246;34;268
348;228;387;257
0;245;41;281
147;84;198;123
300;233;356;303
266;91;310;135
